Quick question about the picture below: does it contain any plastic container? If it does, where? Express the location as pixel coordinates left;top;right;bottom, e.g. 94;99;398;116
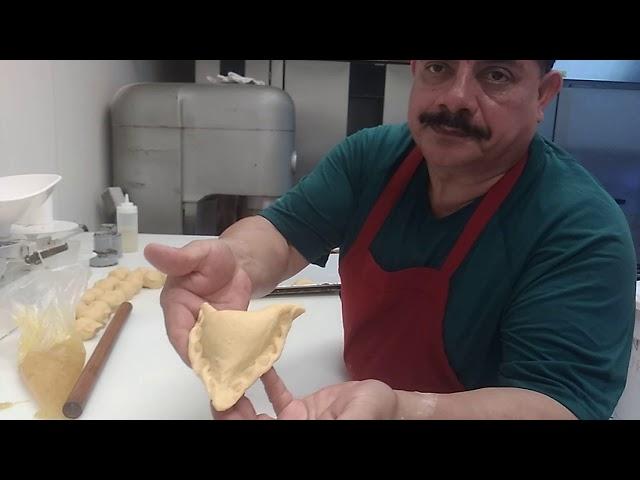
116;194;138;253
98;223;122;257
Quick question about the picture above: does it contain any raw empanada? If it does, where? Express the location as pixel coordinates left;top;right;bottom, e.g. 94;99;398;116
188;302;305;412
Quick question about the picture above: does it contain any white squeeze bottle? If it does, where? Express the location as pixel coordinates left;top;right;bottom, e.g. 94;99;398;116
116;194;138;253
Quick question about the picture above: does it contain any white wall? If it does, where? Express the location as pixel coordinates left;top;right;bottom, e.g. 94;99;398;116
383;63;413;125
0;60;193;230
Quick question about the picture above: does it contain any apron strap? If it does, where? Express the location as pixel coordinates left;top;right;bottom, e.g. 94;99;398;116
441;156;527;277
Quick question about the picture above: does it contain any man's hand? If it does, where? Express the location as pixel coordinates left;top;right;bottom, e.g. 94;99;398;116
211;369;398;420
144;240;252;365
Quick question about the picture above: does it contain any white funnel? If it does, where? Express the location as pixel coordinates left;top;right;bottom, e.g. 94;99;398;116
0;174;62;237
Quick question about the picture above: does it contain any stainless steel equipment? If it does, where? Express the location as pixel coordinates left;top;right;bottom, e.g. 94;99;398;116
0;174;84;290
111;82;296;235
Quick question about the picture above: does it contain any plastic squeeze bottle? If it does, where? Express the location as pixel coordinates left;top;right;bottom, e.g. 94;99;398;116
116;194;138;253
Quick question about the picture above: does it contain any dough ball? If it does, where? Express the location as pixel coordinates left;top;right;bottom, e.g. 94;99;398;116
128;274;144;292
129;267;149;284
119;279;141;300
94;277;120;292
75;302;92;319
76;316;103;341
88;300;111;323
143;270;166;289
108;266;130;281
101;289;126;311
81;287;105;304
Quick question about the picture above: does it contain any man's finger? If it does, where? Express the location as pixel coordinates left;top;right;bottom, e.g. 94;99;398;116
261;368;294;416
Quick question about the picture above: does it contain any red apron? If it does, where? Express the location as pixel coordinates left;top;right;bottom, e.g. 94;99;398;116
338;146;526;393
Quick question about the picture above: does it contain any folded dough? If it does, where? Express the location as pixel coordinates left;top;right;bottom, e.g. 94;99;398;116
188;302;305;412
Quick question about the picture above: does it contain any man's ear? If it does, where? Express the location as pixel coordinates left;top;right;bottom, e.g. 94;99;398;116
537;71;563;123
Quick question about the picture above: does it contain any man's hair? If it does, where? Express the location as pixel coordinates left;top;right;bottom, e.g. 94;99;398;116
538;60;556;74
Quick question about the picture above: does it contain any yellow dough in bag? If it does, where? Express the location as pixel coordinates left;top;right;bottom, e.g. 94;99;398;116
15;305;86;419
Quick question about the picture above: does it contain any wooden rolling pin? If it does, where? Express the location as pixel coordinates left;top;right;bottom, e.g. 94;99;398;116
63;302;133;419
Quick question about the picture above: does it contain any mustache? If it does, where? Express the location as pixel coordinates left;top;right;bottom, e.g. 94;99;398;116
418;110;491;141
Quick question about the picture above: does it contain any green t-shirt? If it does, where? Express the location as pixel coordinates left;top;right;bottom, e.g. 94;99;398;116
260;123;637;420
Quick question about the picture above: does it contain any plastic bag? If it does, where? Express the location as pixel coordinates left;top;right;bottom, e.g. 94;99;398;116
0;261;89;418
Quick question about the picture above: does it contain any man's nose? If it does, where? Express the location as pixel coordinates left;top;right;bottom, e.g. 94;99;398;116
434;63;480;117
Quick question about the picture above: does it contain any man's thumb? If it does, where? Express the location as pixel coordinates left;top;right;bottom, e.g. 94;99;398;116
144;241;212;276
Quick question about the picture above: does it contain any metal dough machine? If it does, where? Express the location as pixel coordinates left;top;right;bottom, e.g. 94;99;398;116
110;82;296;235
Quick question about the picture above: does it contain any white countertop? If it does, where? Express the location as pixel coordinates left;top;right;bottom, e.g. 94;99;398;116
0;233;347;420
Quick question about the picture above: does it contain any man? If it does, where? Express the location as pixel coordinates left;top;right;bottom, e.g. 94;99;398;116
145;60;637;420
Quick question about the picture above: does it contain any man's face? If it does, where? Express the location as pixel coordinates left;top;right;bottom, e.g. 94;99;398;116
407;60;562;169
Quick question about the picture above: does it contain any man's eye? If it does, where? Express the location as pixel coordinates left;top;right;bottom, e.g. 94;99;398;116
485;69;511;83
426;63;447;74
